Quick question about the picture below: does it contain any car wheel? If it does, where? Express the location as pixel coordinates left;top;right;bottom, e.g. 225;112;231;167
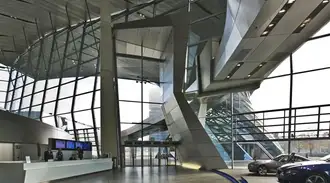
258;166;267;176
305;174;327;183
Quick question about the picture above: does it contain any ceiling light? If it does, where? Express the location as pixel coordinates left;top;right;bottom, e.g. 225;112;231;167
247;74;251;78
226;76;230;79
259;64;263;67
237;63;241;67
288;0;295;4
212;57;215;59
303;18;312;23
300;23;306;27
279;9;286;13
262;31;269;35
323;0;329;3
268;24;274;27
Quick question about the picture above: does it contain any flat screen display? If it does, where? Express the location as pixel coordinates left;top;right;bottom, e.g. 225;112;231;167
55;140;65;149
82;142;92;151
66;141;75;149
76;142;83;149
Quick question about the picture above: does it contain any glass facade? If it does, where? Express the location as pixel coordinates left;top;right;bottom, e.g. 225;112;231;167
184;20;330;166
4;16;165;157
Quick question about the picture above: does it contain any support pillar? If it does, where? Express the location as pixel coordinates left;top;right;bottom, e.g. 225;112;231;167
100;0;119;158
198;99;207;127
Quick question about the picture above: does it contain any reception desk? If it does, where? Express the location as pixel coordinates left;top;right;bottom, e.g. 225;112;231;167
0;159;113;183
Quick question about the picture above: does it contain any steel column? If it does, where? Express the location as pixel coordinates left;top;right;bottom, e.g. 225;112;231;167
230;92;234;169
288;53;294;153
71;20;87;141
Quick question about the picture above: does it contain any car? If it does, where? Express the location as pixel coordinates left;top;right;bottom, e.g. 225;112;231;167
248;153;309;176
277;155;330;183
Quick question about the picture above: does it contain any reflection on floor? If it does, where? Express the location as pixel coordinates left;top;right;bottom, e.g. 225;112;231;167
51;167;230;183
221;169;278;183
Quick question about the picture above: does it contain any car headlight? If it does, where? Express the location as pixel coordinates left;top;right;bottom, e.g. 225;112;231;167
285;169;299;176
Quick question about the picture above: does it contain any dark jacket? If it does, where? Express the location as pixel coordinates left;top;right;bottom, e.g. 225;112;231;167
44;150;54;162
56;151;63;161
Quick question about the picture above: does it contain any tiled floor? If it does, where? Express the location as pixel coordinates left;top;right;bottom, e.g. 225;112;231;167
51;167;231;183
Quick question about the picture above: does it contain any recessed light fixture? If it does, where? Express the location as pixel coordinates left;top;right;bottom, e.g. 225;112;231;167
288;0;296;4
279;9;286;13
323;0;329;3
247;74;251;78
259;64;263;67
300;23;306;27
303;18;312;23
261;0;295;37
212;57;215;59
262;31;269;35
226;76;230;79
237;63;241;67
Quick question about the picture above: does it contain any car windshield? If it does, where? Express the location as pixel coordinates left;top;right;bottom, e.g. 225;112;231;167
273;155;283;161
320;154;330;161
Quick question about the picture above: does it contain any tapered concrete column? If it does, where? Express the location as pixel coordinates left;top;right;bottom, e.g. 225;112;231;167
100;0;119;157
198;101;207;127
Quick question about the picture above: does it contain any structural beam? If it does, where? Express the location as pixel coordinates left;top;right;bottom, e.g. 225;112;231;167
100;0;120;158
116;53;165;63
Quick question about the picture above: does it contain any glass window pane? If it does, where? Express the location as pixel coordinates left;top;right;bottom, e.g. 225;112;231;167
45;88;58;102
143;84;162;103
94;91;100;108
13;88;22;100
30;105;41;120
32;92;44;106
57;98;73;114
293;69;330;107
74;92;93;111
0;70;9;81
250;76;290;111
42;102;56;117
59;82;74;99
120;101;142;123
74;110;94;129
11;99;20;111
94;108;100;127
47;79;60;89
118;79;141;101
293;36;330;73
21;96;32;109
76;77;95;94
312;20;330;37
35;80;46;92
23;83;34;97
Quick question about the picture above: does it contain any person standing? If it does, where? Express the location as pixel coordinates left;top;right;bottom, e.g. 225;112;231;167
44;148;54;162
56;149;63;161
77;147;84;160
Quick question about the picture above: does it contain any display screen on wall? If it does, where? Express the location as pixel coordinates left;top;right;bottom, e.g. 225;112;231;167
66;141;75;149
82;142;92;151
55;140;65;149
76;142;83;149
49;138;92;151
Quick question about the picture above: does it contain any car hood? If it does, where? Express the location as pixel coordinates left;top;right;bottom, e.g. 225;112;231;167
280;161;326;170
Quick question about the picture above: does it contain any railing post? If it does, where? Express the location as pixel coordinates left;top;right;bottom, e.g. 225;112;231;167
317;107;321;138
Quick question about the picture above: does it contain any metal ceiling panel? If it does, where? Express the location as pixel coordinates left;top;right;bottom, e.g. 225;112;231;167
270;0;321;36
246;34;288;61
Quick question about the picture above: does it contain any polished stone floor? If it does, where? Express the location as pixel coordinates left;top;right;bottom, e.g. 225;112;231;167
51;167;230;183
221;169;278;183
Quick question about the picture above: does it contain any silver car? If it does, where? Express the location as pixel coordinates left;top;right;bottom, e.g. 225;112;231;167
248;154;309;176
